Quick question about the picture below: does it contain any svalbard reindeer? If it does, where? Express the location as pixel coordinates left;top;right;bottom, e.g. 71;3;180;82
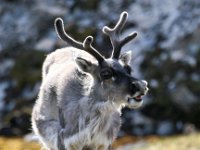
32;11;149;150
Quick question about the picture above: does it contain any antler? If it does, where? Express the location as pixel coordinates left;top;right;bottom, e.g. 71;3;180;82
55;18;104;63
103;11;137;59
83;36;104;63
55;18;84;50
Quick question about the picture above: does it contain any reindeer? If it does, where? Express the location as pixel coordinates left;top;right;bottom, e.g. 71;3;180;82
31;12;148;150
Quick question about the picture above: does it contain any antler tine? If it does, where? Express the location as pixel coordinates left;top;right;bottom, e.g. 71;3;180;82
103;11;137;59
54;18;84;50
83;36;104;63
55;18;104;63
103;12;128;36
121;32;137;47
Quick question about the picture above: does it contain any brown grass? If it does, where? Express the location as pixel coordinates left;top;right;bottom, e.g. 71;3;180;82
0;133;200;150
0;137;40;150
114;133;200;150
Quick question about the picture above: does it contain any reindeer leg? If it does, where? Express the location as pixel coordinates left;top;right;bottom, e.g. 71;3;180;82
63;128;91;150
57;129;66;150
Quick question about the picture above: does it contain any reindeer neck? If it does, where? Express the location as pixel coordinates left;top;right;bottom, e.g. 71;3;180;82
89;82;109;102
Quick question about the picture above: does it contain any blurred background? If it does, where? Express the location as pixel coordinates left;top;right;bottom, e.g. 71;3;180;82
0;0;200;149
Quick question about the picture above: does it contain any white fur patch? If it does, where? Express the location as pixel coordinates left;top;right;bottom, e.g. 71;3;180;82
64;128;91;149
128;98;143;108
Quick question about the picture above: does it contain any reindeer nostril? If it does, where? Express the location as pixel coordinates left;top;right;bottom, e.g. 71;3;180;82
131;82;140;92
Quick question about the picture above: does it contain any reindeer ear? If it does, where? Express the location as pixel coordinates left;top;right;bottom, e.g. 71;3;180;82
75;57;94;73
120;51;132;65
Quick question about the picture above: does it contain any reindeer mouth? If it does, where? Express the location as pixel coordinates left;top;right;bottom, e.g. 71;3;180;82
128;86;149;104
127;91;147;107
126;94;144;109
128;95;143;103
134;95;143;102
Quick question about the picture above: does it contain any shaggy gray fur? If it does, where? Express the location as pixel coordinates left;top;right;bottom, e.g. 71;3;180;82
32;11;148;150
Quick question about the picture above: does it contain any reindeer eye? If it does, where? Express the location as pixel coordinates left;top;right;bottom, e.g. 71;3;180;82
100;68;113;80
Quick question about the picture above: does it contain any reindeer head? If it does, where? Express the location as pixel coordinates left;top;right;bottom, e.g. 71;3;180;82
54;12;148;109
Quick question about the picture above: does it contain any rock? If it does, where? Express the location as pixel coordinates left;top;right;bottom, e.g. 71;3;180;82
183;123;197;134
132;119;154;135
0;0;66;50
170;85;198;112
0;82;9;111
127;0;200;51
156;121;175;135
33;4;67;17
0;59;15;76
22;82;40;100
35;38;56;51
124;111;155;136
